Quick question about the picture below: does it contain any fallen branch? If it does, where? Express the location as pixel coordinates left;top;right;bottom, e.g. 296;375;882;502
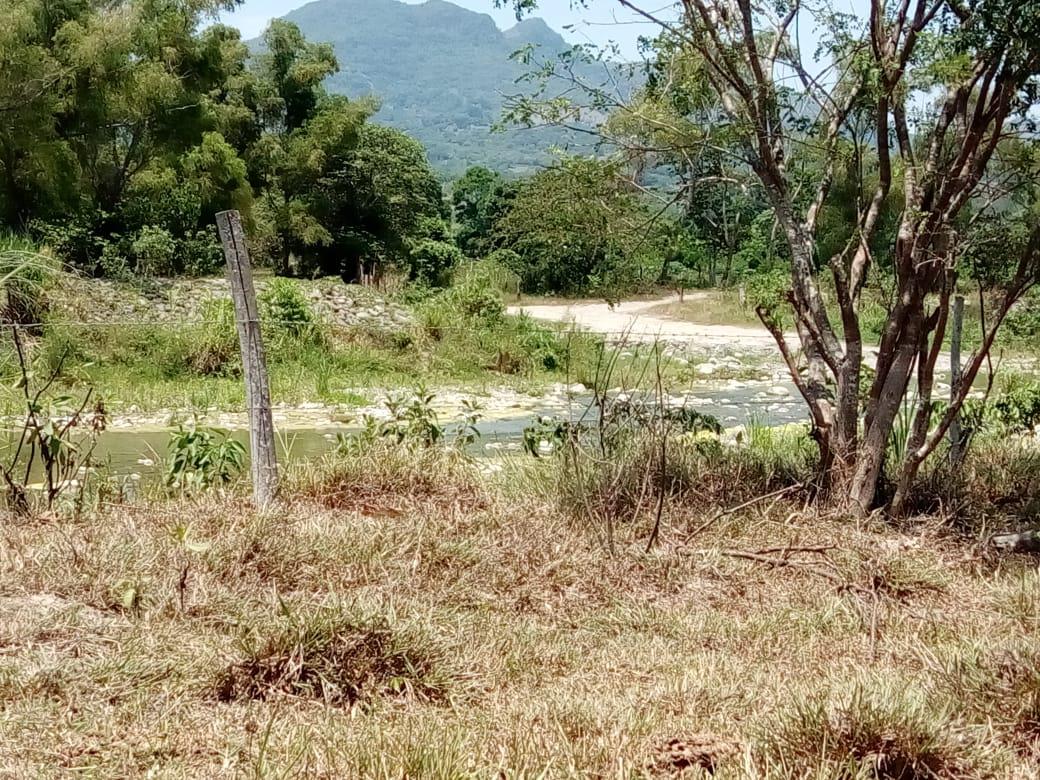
684;484;803;540
713;547;870;595
750;544;836;556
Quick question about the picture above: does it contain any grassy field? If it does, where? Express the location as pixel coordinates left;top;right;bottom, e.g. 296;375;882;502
1;437;1039;778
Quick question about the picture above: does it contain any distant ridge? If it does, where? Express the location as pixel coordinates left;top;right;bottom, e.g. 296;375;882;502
273;0;598;177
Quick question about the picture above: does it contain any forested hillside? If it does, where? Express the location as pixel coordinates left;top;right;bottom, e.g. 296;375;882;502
278;0;599;176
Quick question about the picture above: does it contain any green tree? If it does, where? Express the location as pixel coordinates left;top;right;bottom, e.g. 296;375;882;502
452;166;506;256
324;124;448;279
499;0;1040;516
253;19;338;134
494;156;666;297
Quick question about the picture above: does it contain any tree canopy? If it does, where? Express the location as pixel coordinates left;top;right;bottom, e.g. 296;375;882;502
0;1;449;281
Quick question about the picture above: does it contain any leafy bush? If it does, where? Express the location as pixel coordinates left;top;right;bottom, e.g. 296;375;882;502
131;226;177;276
336;387;482;453
98;243;133;280
511;313;566;370
1005;298;1040;340
409;239;463;287
165;420;246;492
990;378;1040;433
744;268;790;324
179;230;223;277
30;212;110;272
452;276;504;321
259;277;317;339
416;272;505;344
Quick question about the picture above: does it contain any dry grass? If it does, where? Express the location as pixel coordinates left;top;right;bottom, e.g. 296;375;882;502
0;447;1038;778
645;291;761;328
214;606;453;708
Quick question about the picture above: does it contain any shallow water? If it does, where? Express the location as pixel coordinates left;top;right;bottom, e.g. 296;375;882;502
1;382;812;484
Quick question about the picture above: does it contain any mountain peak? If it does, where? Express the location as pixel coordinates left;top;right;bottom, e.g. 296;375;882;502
504;17;567;49
276;0;590;176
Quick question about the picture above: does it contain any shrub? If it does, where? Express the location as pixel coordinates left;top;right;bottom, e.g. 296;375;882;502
179;229;223;277
744;268;790;324
98;242;133;280
452;276;504;321
259;277;316;340
165;420;246;492
511;315;566;370
31;212;110;271
131;225;177;276
1004;292;1040;341
410;239;462;287
991;378;1040;433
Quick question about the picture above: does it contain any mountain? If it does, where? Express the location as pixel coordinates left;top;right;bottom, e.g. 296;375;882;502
276;0;601;178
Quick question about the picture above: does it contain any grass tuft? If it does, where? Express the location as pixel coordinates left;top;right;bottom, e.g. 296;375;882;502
759;683;980;779
291;442;486;514
929;641;1040;760
215;606;452;708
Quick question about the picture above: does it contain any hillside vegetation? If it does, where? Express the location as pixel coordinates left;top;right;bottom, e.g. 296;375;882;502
281;0;601;176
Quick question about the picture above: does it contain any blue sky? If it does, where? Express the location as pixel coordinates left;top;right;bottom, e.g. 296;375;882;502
219;0;655;58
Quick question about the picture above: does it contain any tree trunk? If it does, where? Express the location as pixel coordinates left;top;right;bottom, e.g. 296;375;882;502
849;307;922;513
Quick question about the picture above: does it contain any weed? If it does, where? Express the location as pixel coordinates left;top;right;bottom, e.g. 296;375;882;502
337;387;483;453
0;328;105;514
184;297;239;376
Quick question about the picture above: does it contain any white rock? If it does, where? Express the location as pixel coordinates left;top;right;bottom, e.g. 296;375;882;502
695;363;717;376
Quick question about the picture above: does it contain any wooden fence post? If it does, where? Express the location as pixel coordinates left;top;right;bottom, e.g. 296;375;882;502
949;294;965;465
216;210;278;507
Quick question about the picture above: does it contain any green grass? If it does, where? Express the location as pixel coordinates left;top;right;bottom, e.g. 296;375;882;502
0;280;607;414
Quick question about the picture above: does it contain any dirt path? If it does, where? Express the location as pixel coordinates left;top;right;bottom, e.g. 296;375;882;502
508;293;789;350
509;295;976;376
